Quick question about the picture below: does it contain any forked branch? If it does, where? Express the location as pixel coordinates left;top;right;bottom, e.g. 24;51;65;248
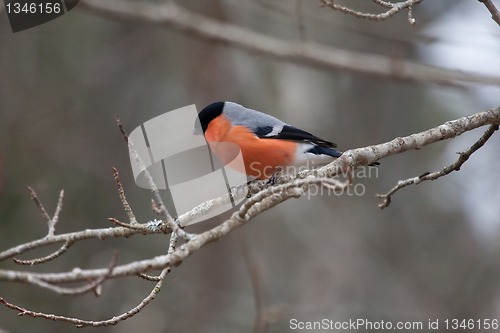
320;0;423;24
377;124;500;208
0;107;499;326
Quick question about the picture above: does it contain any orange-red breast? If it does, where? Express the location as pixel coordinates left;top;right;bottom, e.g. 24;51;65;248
194;101;343;179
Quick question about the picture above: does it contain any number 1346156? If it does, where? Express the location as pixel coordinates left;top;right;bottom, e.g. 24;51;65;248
6;2;62;14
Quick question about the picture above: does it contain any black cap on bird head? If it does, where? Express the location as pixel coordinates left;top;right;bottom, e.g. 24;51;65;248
193;101;225;135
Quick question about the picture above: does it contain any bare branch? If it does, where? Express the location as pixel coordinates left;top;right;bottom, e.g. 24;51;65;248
151;199;162;215
114;117;199;296
2;108;499;276
27;187;64;237
318;107;500;176
372;0;395;9
108;217;146;232
114;116;173;225
113;167;137;224
60;250;119;296
0;226;151;262
479;0;500;26
90;266;172;327
0;267;168;328
1;107;499;326
115;116;197;243
320;0;422;24
78;0;500;87
20;251;118;296
115;114;128;142
27;187;51;223
176;183;250;227
50;190;64;236
115;118;199;267
168;232;178;255
114;116;169;223
0;178;349;285
0;297;83;324
377;123;499;208
13;240;74;266
137;271;166;282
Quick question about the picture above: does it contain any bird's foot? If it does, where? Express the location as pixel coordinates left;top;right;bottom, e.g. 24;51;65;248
266;167;282;186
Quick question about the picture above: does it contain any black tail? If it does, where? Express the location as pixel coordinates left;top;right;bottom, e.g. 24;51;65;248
306;146;342;158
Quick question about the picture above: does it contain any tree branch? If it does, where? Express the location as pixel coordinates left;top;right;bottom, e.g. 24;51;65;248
0;177;349;284
13;240;74;266
320;0;422;25
377;123;499;208
2;107;499;277
324;107;500;173
113;167;137;224
0;226;154;262
0;107;498;326
0;265;169;328
479;0;500;26
78;0;500;87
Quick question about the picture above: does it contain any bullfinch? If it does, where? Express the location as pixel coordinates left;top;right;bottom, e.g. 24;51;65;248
194;101;344;180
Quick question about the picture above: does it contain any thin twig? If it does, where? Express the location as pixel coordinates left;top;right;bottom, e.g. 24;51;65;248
13;240;74;265
79;0;500;87
377;124;499;208
0;226;155;262
479;0;500;26
137;272;165;282
140;231;178;282
372;0;394;9
116;114;128;141
112;167;137;224
320;0;422;24
108;218;153;233
114;116;171;222
176;182;251;227
0;266;168;327
168;232;178;255
8;251;118;297
114;116;193;241
62;250;119;296
27;187;51;223
49;190;64;237
27;187;63;237
239;178;347;222
151;199;162;215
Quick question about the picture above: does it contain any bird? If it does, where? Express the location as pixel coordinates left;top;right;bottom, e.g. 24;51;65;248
194;101;344;180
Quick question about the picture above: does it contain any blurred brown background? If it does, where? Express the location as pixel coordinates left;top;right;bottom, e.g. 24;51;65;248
1;0;500;332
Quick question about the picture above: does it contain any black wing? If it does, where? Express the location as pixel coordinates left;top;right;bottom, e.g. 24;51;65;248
256;125;336;148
